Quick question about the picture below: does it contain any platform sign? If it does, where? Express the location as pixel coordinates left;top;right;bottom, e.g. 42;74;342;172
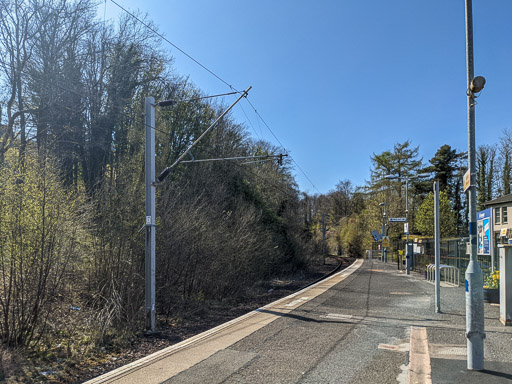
477;208;492;256
389;217;407;222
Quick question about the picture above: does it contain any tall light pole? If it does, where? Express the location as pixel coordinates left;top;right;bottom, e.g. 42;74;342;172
379;202;387;262
385;173;430;274
465;0;486;370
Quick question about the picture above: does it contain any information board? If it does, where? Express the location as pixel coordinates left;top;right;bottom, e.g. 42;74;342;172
477;208;492;256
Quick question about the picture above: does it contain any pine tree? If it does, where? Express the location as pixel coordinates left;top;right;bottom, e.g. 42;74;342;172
369;140;423;198
416;190;457;237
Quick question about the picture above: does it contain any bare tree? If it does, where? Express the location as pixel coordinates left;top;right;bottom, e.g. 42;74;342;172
0;150;87;347
499;129;512;195
0;0;38;162
477;144;497;209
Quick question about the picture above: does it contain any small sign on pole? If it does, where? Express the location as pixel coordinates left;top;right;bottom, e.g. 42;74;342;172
463;169;471;192
389;217;407;222
404;222;409;234
382;236;390;248
371;230;381;241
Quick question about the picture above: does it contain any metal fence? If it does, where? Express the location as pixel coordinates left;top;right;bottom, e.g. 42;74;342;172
369;238;499;278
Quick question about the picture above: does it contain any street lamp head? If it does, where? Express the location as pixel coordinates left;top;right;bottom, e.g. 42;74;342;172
384;174;398;180
416;173;431;178
470;76;486;93
379;202;386;206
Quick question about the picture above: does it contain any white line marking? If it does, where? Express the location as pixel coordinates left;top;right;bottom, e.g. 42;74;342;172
322;313;353;320
284;297;309;307
378;344;399;351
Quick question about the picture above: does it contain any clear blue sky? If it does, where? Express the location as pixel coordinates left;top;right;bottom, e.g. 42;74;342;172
101;0;512;195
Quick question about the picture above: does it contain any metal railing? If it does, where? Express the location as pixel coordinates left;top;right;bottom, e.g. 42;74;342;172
370;237;499;279
426;264;460;286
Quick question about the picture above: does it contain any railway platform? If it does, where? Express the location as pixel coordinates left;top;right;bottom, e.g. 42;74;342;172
85;258;512;384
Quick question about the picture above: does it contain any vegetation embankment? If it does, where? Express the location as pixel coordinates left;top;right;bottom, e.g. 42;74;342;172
0;1;341;382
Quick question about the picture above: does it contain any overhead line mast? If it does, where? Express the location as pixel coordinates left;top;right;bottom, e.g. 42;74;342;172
145;87;252;332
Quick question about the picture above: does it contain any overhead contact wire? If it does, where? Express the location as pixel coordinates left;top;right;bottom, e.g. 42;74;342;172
245;98;321;194
109;0;238;92
110;0;320;195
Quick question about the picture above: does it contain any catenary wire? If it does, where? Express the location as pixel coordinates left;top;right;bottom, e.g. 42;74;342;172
161;142;298;201
245;97;321;194
108;0;320;195
237;102;261;141
160;91;238;105
109;0;237;92
194;147;299;200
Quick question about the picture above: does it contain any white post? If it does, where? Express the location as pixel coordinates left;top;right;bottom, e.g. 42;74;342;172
499;245;512;325
434;180;441;313
490;216;495;273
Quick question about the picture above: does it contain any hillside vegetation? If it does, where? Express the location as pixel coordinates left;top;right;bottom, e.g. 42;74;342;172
0;1;320;380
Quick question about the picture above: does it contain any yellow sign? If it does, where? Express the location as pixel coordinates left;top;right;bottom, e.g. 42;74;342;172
463;169;471;192
501;228;508;237
382;236;390;248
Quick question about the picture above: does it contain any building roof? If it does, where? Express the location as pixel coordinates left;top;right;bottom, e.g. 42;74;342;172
484;194;512;207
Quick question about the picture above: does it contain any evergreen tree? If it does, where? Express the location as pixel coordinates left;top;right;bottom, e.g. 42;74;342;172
370;141;422;195
369;141;424;237
416;190;457;237
426;144;467;235
427;144;457;193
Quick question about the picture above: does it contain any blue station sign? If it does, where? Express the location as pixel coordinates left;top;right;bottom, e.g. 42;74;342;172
477;208;492;256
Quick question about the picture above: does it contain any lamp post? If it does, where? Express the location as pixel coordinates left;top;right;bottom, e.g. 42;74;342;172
465;0;485;370
385;173;430;275
379;202;387;262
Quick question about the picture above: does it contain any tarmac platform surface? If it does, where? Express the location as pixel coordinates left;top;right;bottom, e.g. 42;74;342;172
86;258;512;384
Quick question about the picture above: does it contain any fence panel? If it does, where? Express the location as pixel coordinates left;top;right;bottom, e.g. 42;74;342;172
371;238;499;279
